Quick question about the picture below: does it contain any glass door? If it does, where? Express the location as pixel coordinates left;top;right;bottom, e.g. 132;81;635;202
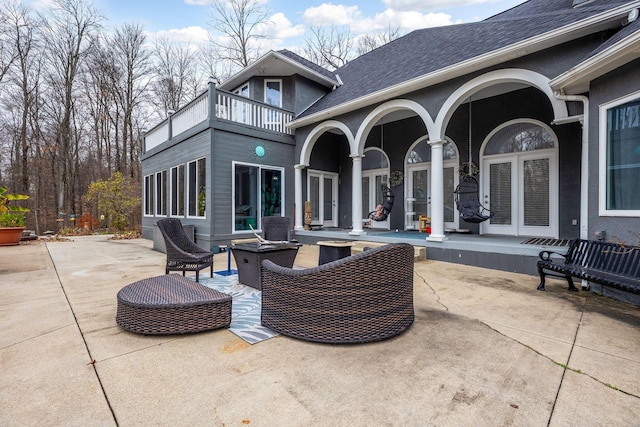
308;170;338;227
483;159;516;235
362;170;389;229
483;154;555;236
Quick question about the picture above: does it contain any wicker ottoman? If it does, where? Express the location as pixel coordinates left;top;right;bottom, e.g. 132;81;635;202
116;274;232;335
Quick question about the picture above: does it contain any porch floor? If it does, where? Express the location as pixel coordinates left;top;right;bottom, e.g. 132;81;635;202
293;228;568;276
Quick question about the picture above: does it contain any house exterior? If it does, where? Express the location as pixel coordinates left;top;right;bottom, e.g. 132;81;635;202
142;0;640;259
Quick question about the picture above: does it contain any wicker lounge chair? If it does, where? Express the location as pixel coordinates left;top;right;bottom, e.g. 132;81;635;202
156;218;213;282
116;274;231;335
261;243;414;344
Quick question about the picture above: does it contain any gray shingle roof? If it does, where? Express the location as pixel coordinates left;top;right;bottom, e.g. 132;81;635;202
585;15;640;59
298;0;636;120
485;0;630;21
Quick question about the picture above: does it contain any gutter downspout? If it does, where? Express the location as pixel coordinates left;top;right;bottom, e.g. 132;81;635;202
555;92;589;290
554;92;589;241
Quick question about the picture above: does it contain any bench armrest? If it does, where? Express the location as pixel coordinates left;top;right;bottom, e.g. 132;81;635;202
538;250;567;261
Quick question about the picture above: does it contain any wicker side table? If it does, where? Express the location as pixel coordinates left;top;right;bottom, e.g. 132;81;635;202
116;274;232;335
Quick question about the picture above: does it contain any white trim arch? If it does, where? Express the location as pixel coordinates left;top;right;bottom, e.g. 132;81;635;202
296;120;354;231
299;120;354;166
433;69;569;141
354;99;436;155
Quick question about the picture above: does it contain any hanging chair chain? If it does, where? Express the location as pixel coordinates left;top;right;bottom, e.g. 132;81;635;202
461;97;479;178
468;98;473;165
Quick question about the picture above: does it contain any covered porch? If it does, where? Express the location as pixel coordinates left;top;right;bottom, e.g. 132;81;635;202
293;228;570;276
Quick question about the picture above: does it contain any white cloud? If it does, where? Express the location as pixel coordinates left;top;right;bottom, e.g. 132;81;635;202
149;26;210;44
382;0;496;12
302;3;361;27
351;9;452;33
184;0;212;5
263;13;306;39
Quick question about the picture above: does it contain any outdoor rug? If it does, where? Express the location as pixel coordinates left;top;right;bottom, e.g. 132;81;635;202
200;273;279;344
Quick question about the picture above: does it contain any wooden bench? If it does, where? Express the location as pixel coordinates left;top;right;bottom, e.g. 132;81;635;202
537;239;640;295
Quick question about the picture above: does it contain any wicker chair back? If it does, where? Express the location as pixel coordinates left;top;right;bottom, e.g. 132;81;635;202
261;243;414;343
156;218;213;282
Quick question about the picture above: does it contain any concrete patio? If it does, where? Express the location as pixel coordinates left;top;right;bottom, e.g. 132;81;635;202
1;235;639;426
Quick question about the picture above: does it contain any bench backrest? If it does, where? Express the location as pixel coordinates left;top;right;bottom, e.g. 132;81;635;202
566;239;640;277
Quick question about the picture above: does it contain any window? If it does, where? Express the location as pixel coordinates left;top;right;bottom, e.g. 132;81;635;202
144;174;154;216
600;94;640;214
233;162;284;232
187;158;206;218
264;80;282;107
264;80;282;129
155;171;167;216
170;165;185;216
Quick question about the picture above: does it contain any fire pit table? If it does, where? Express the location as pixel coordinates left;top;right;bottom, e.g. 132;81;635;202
231;242;299;290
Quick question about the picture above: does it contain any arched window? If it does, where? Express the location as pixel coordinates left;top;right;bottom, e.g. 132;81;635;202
484;122;555;155
408;140;457;163
363;148;389;170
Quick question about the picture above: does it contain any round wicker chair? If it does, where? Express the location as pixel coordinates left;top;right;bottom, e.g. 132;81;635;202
260;243;414;344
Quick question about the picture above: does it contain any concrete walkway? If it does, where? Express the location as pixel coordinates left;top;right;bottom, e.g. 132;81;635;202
1;235;639;426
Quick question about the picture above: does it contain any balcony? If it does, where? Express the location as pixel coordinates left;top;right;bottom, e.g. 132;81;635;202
144;82;295;152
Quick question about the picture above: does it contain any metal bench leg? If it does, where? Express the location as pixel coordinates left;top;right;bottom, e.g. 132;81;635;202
537;268;546;291
566;275;578;292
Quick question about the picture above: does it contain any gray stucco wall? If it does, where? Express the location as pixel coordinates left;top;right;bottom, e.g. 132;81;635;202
588;58;640;245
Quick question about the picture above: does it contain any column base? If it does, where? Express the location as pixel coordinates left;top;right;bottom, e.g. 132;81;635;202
426;234;448;242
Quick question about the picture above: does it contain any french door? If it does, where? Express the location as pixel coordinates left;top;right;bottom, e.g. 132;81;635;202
362;170;389;229
406;164;458;230
308;170;338;227
482;151;557;237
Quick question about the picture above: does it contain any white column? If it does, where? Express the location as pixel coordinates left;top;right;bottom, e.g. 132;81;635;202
427;139;447;242
349;154;365;235
294;164;306;231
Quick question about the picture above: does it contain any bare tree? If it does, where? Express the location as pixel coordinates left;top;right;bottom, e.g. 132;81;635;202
0;2;19;84
304;25;353;70
207;0;271;69
83;36;116;179
355;25;402;57
151;37;198;119
197;42;235;88
109;23;152;178
40;0;103;225
3;2;41;196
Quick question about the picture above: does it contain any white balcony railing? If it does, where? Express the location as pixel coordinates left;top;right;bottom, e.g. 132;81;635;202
144;84;294;152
